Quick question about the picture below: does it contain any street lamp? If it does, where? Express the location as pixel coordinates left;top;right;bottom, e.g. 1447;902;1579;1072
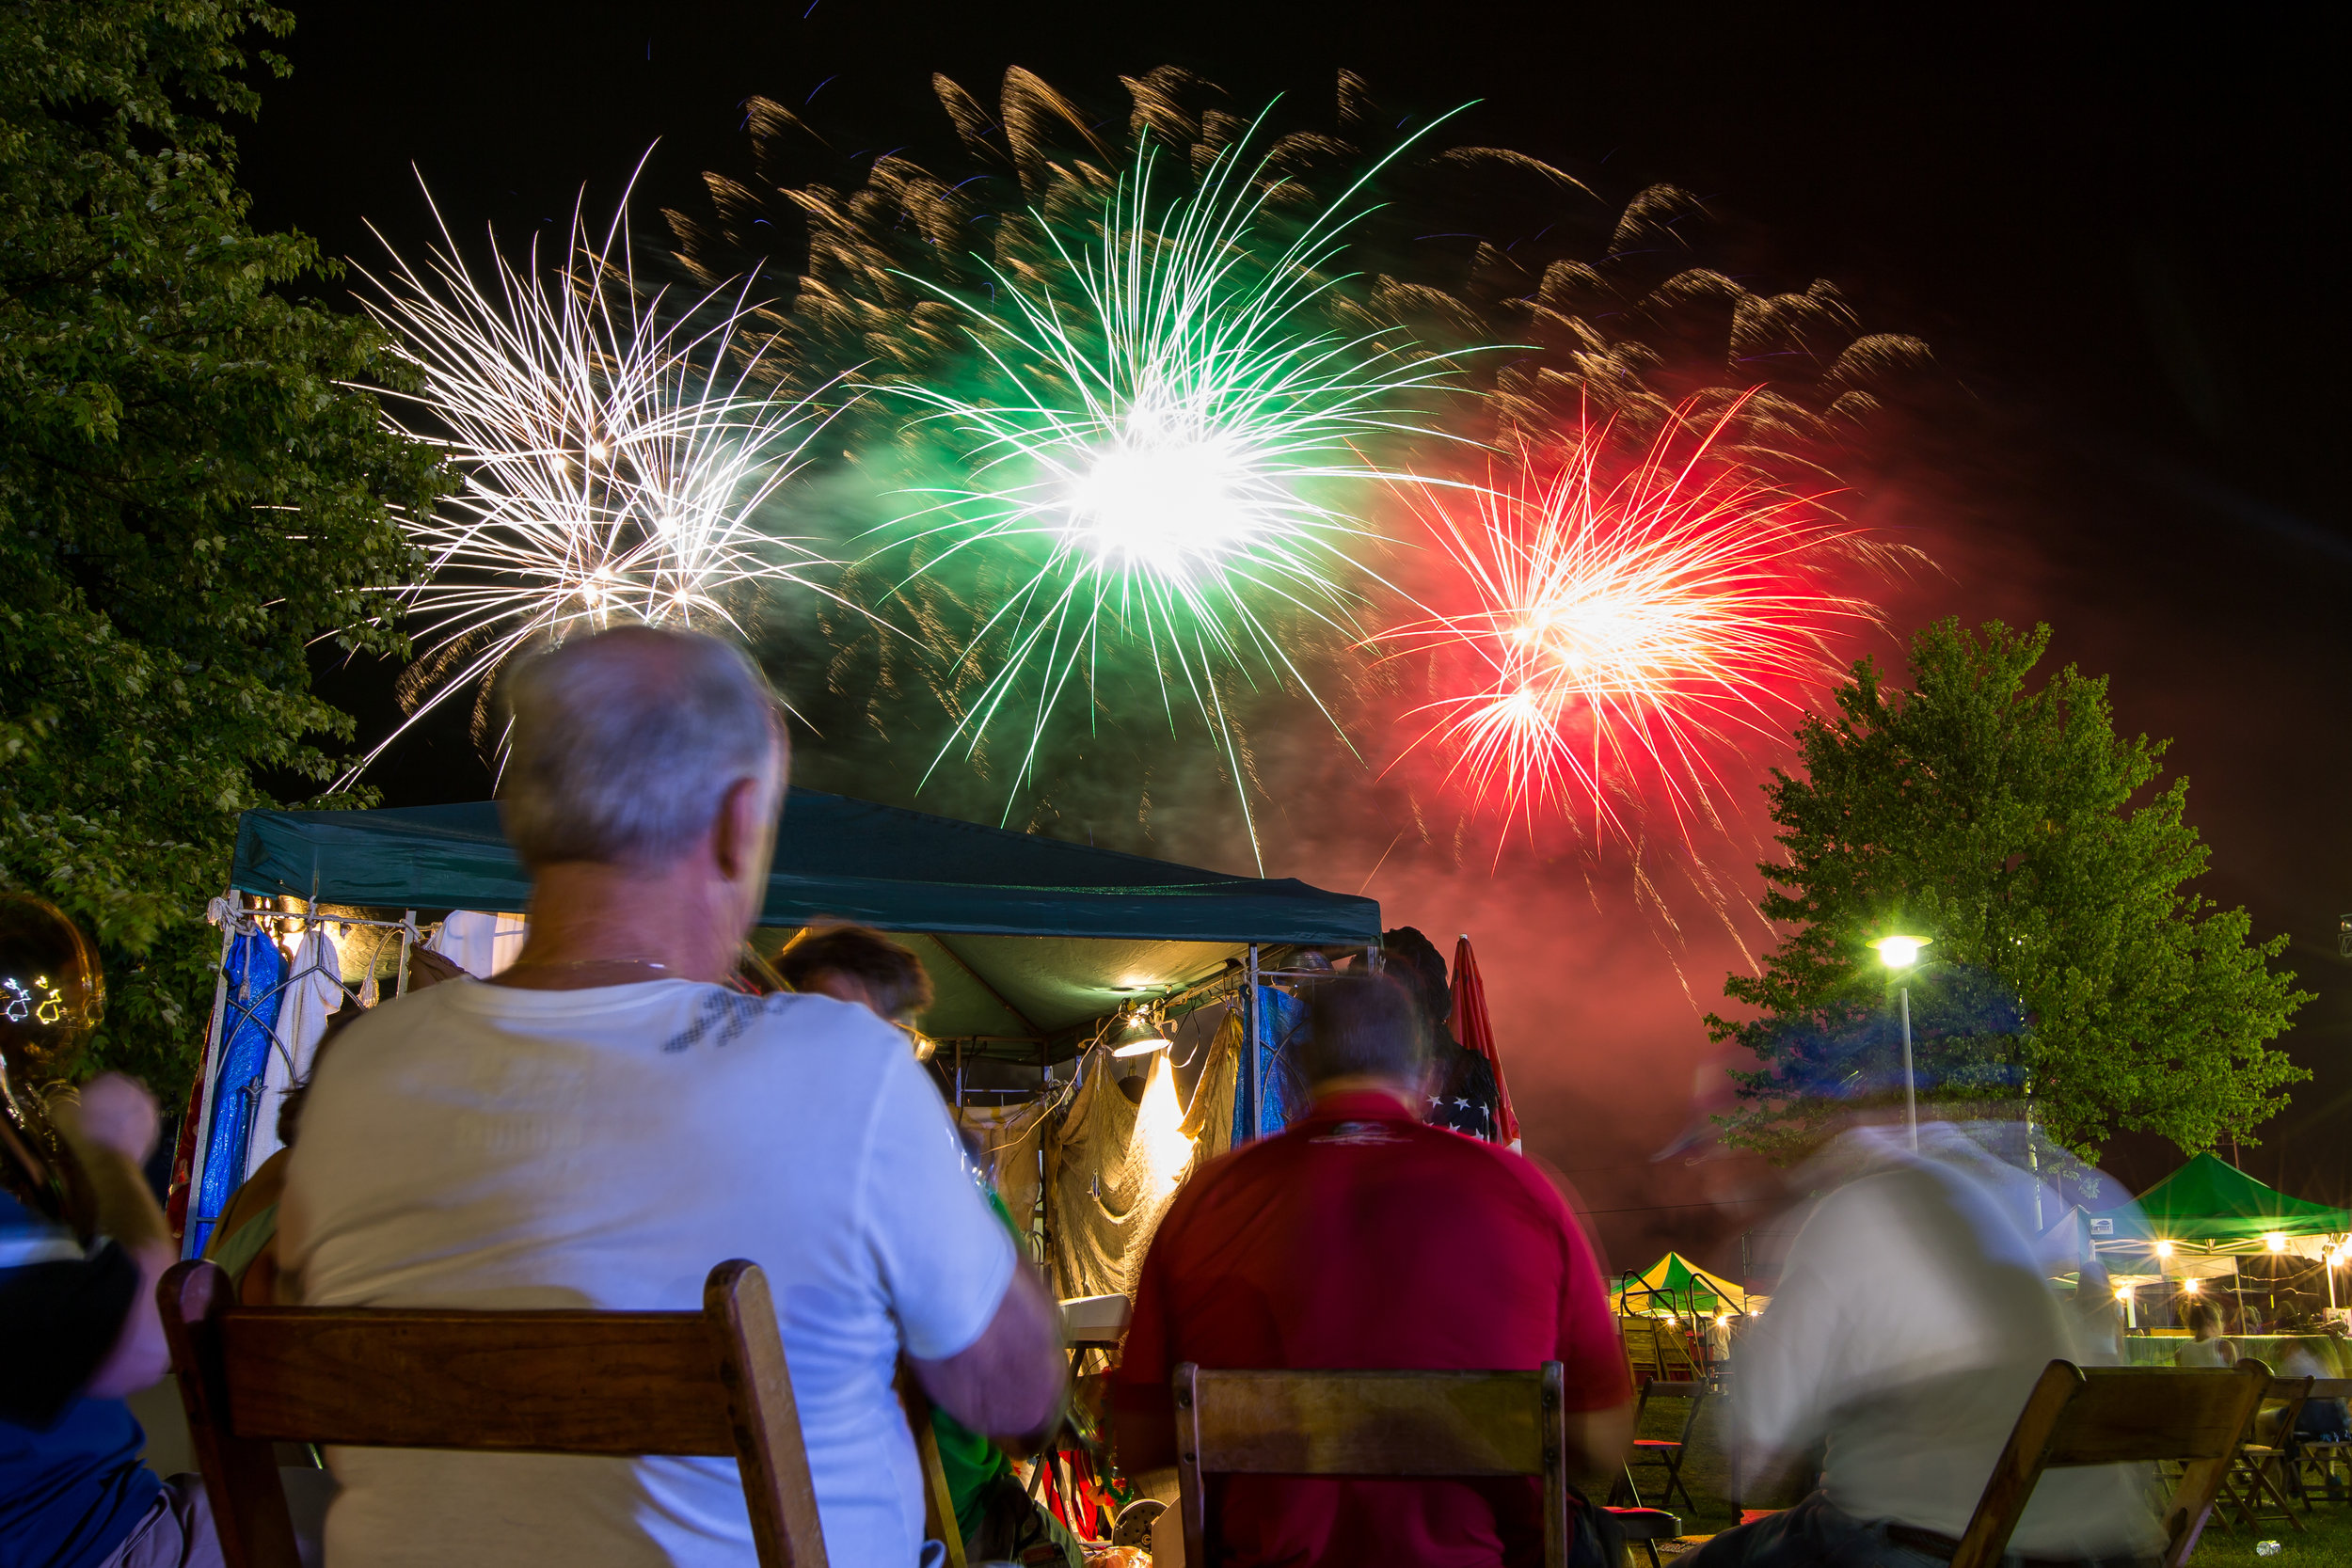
1873;934;1931;1151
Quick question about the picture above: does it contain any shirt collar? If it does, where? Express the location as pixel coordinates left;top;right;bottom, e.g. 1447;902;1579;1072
1305;1089;1421;1123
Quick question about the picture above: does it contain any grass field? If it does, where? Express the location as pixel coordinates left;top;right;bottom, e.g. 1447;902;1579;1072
1629;1391;2352;1566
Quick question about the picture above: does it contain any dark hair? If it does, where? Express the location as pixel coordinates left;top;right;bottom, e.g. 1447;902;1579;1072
1379;926;1453;1037
775;924;933;1022
1296;973;1430;1087
2183;1298;2223;1338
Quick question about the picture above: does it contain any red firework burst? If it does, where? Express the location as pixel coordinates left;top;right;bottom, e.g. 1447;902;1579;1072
1385;401;1878;839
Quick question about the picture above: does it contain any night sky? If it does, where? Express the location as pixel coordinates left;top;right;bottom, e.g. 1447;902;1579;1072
230;2;2351;1272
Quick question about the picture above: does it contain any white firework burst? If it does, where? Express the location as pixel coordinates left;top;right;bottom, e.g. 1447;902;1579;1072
347;179;841;775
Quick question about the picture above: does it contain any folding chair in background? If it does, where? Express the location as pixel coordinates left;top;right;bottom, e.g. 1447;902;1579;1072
2292;1376;2352;1504
2220;1361;2310;1534
160;1257;829;1568
1613;1378;1708;1513
1170;1362;1682;1568
1946;1359;2267;1568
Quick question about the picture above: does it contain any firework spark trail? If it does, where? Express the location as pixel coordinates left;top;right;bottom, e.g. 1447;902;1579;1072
879;119;1478;860
1385;399;1879;844
342;181;841;781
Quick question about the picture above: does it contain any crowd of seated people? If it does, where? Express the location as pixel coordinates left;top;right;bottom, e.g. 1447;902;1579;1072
0;625;2270;1568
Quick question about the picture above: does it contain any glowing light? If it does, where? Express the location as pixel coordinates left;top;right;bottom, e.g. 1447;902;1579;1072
1132;1053;1195;1196
1874;935;1930;970
1383;403;1873;838
2155;1240;2175;1259
2182;1275;2201;1293
887;129;1467;861
347;177;840;776
2265;1232;2288;1252
2113;1284;2134;1301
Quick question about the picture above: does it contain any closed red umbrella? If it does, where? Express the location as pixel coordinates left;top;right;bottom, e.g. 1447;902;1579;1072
1450;934;1520;1147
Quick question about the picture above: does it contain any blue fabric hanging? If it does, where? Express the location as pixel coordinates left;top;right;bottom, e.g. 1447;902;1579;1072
191;928;284;1257
1232;986;1307;1146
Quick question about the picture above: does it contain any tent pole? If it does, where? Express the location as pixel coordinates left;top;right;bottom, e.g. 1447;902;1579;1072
181;895;241;1259
1241;945;1261;1143
954;1039;964;1109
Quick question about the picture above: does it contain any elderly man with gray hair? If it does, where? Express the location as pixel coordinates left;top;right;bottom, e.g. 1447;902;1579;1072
279;626;1065;1567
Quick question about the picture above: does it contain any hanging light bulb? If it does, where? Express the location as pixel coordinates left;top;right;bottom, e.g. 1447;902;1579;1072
1111;1006;1171;1058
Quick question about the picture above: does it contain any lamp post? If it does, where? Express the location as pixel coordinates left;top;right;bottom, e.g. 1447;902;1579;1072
1873;935;1931;1151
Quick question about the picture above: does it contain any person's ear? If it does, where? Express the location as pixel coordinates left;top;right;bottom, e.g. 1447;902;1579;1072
713;774;770;883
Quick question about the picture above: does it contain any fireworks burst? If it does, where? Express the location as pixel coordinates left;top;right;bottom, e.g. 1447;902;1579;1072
883;127;1470;850
1386;401;1878;841
347;182;837;775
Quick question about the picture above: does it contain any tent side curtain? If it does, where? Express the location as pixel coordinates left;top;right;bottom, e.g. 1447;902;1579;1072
2090;1152;2352;1248
230;794;1381;947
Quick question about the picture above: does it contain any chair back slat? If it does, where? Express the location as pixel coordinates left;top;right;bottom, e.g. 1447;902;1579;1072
215;1310;734;1453
2303;1377;2352;1402
1174;1364;1569;1568
1184;1367;1549;1476
2042;1367;2268;1466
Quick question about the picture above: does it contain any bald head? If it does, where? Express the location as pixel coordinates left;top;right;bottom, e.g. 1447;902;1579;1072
501;626;785;869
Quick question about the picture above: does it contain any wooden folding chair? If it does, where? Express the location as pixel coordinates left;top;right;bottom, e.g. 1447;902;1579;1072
1170;1362;1677;1568
2220;1360;2310;1533
160;1258;828;1568
1947;1359;2267;1568
1613;1378;1708;1513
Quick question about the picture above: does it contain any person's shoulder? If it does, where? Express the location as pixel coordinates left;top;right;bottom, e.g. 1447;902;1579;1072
660;985;910;1070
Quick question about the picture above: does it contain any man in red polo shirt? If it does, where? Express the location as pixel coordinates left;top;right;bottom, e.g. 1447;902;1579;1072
1112;973;1631;1566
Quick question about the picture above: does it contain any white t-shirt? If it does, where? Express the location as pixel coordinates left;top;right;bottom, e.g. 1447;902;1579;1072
279;977;1017;1568
1737;1127;2163;1558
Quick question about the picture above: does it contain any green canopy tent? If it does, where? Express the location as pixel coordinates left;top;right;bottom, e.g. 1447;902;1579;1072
226;792;1380;1051
2090;1153;2350;1256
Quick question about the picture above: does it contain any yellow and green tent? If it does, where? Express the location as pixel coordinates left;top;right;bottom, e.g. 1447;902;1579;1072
1612;1252;1748;1318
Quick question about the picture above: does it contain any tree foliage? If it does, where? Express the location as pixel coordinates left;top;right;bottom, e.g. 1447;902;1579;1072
0;0;444;1100
1710;620;2309;1161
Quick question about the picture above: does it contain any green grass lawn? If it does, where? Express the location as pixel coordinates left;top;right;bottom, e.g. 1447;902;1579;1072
1625;1391;2352;1565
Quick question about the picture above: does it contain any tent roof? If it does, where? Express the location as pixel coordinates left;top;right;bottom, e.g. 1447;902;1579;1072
2091;1153;2350;1247
1614;1252;1747;1313
229;794;1380;1053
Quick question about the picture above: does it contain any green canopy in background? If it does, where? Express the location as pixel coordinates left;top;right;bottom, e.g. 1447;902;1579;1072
2090;1152;2350;1251
230;793;1381;1056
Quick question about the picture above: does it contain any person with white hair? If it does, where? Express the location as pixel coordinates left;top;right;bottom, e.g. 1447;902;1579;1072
279;626;1065;1567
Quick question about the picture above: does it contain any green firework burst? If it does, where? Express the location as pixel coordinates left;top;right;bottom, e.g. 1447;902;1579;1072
882;118;1475;858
